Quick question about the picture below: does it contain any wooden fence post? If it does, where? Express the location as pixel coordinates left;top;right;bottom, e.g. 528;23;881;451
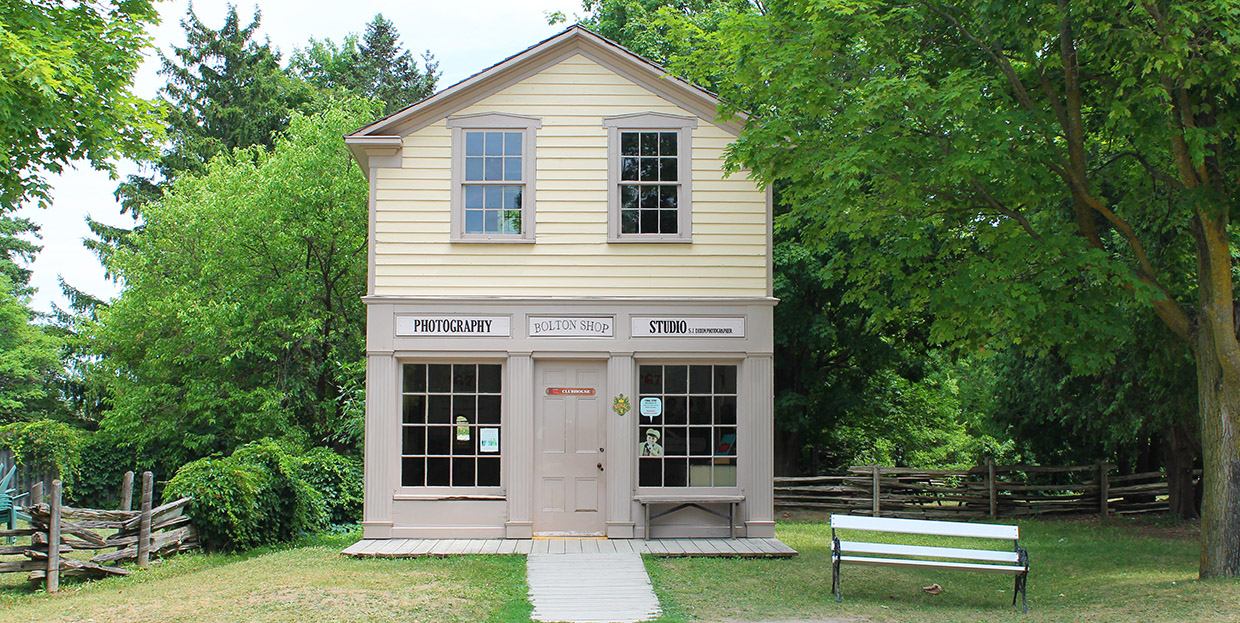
988;460;997;520
871;465;881;517
1098;462;1110;517
47;480;61;593
138;471;153;568
30;481;42;507
120;471;134;511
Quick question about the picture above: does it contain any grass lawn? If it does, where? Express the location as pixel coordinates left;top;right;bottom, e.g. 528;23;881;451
646;510;1240;623
0;531;532;623
0;514;1235;622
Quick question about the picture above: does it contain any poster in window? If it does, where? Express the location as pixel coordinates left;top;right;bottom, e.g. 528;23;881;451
480;427;500;453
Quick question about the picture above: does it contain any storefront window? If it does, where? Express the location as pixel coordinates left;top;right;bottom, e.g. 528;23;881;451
401;363;502;487
637;364;737;487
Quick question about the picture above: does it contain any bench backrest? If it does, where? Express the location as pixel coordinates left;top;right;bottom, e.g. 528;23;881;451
831;515;1019;541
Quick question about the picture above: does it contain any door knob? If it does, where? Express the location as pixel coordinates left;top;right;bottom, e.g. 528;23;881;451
597;462;604;472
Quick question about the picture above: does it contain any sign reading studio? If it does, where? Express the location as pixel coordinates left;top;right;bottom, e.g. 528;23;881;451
631;316;745;338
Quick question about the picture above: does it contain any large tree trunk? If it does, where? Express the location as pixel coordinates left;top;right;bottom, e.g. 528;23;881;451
1194;213;1240;578
1163;421;1199;520
773;428;802;476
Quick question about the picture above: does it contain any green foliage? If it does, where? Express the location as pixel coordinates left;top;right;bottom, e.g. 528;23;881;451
0;0;163;209
85;99;377;468
0;419;83;485
291;13;439;115
114;5;313;216
69;430;141;508
164;455;263;550
297;446;362;525
165;439;327;551
0;274;63;422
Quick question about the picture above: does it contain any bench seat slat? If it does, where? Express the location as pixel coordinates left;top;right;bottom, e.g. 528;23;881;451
839;555;1026;575
832;515;1018;540
836;541;1020;564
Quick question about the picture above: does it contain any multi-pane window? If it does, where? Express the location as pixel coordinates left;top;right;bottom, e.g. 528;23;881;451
620;131;678;234
401;363;502;488
448;113;538;241
604;112;695;241
637;364;738;488
464;131;523;235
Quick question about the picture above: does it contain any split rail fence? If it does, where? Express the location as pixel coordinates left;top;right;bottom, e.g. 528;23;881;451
775;463;1200;519
0;471;198;592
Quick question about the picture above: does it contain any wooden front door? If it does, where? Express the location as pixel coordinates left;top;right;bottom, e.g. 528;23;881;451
534;361;607;535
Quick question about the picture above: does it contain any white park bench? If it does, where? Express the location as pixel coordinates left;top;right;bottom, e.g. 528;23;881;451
830;514;1030;613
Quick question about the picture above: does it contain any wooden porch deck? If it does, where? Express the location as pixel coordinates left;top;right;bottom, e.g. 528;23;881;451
342;537;797;558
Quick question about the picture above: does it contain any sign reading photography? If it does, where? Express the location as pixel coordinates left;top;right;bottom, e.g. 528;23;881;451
528;316;614;338
631;317;746;338
396;316;511;337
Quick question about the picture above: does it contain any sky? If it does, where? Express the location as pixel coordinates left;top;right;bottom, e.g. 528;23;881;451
15;0;587;314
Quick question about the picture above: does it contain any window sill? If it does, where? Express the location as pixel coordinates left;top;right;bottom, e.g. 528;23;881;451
393;493;506;501
608;236;693;244
450;238;536;244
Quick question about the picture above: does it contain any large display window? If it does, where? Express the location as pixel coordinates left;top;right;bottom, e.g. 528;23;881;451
637;364;738;487
400;363;502;487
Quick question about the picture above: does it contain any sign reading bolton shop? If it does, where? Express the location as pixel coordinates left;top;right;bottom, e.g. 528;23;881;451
396;316;511;337
632;316;746;337
529;316;614;338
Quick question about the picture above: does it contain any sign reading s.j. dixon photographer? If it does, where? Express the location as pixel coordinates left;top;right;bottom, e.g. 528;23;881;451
631;317;746;338
396;316;511;337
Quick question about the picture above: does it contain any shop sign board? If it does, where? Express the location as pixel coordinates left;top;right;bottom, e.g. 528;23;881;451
528;316;614;338
631;316;746;338
396;316;511;337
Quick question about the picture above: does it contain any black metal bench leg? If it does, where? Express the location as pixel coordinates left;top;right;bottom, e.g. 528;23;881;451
832;534;842;603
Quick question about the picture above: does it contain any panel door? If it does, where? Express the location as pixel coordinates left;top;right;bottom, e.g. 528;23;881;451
534;361;607;535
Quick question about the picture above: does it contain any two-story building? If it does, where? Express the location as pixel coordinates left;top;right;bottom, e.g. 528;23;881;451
345;25;775;540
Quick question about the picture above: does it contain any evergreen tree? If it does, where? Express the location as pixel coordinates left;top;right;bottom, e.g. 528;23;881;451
114;6;313;217
292;14;439;115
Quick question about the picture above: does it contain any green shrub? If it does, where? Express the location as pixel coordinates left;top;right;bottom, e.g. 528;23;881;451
71;431;141;508
298;447;362;525
0;420;85;489
232;439;327;537
164;455;264;550
165;438;328;551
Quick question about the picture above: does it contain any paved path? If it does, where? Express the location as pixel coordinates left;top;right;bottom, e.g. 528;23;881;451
526;551;661;623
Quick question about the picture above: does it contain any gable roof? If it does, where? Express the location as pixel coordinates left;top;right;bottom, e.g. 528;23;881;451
345;25;742;169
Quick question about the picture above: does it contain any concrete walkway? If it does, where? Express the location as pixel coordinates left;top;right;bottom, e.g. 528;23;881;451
526;551;662;623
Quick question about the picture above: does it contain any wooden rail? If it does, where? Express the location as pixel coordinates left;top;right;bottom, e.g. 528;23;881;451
0;471;199;591
775;463;1201;519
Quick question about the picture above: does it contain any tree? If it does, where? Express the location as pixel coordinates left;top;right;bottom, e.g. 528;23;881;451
114;5;313;217
291;14;439;115
689;1;1240;577
0;0;162;210
84;99;378;469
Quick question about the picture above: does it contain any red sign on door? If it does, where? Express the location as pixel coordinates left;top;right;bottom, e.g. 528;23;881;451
546;387;596;396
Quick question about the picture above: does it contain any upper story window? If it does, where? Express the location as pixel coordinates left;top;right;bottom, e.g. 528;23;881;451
604;112;697;242
447;113;541;242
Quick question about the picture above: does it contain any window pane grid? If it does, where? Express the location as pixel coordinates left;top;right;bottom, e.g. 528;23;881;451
461;129;526;237
402;363;503;487
619;131;679;235
638;364;738;488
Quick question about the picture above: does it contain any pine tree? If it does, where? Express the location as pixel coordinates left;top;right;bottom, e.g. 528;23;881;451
114;6;313;217
292;14;439;116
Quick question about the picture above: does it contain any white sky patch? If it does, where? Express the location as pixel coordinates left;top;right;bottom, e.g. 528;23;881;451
14;0;586;313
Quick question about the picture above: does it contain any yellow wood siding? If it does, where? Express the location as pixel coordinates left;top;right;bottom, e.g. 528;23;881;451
372;54;768;298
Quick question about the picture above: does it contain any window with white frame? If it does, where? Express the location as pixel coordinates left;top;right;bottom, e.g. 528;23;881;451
604;112;696;242
401;363;503;487
447;113;540;242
